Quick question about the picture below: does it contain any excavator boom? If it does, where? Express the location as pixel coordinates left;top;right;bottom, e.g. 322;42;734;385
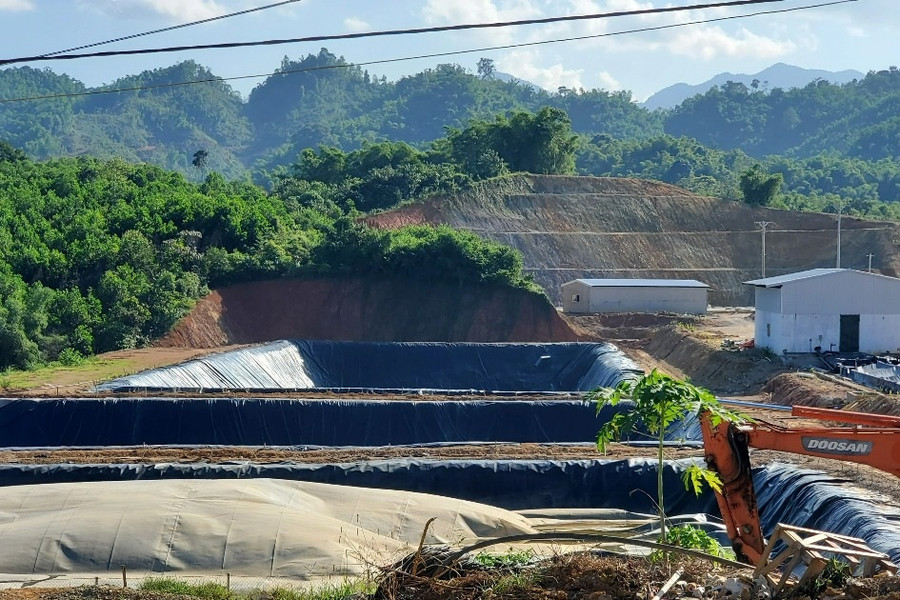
700;405;900;565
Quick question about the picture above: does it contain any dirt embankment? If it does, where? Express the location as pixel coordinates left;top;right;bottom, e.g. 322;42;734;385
563;311;782;396
159;276;577;348
565;309;900;415
764;372;900;416
367;175;900;306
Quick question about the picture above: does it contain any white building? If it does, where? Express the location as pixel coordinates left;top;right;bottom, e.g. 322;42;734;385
745;268;900;354
561;279;709;315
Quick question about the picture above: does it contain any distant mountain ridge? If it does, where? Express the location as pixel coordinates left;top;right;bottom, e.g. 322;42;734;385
642;63;865;110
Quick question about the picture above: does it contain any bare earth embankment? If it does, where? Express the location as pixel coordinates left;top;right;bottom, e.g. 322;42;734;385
366;175;900;306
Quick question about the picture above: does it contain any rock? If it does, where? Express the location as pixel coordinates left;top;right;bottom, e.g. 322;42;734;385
713;577;750;598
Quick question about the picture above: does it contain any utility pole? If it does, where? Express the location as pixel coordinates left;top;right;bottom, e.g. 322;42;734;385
836;200;843;268
868;253;874;272
755;221;773;278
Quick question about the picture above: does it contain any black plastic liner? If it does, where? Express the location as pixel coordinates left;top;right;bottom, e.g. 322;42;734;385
0;458;714;515
0;398;701;447
96;341;643;393
0;459;897;561
755;463;900;562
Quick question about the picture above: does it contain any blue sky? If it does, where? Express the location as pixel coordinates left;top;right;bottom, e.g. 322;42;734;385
0;0;895;102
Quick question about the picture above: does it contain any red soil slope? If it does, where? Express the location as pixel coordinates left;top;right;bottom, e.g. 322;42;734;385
159;277;578;348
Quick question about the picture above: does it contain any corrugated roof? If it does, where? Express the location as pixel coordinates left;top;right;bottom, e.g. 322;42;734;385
744;268;851;288
568;279;709;288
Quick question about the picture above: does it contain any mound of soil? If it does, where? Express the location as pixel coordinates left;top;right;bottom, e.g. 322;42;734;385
563;311;784;397
159;277;577;348
764;372;900;416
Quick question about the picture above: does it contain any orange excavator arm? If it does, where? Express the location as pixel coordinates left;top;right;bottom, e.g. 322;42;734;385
699;406;900;565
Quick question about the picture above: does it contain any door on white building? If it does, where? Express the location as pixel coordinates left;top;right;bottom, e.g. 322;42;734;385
839;314;860;353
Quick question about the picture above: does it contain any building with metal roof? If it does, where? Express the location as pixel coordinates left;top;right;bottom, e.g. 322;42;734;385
744;268;900;354
561;278;709;315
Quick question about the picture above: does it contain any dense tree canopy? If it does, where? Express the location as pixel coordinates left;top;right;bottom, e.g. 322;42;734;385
0;144;540;371
4;52;900;192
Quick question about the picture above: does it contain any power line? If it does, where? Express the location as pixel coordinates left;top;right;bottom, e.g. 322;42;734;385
0;0;799;66
37;0;305;58
0;0;854;104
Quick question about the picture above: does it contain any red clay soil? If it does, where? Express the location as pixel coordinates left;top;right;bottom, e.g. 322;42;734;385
159;277;578;348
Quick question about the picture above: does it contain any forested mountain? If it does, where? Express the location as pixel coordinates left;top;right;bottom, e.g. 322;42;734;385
4;49;899;183
0;49;661;180
642;63;864;110
4;51;900;218
665;68;900;160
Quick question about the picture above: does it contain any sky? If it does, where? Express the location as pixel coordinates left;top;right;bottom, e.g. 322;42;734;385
0;0;896;103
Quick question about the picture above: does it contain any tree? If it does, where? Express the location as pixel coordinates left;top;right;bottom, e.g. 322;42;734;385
591;369;747;544
477;58;496;80
501;107;578;174
0;140;27;163
191;149;209;180
442;108;578;176
740;164;783;206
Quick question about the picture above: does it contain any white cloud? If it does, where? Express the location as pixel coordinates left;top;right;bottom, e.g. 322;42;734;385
831;0;900;33
422;0;544;44
79;0;225;22
0;0;33;11
344;17;370;32
665;25;795;60
595;70;621;91
498;50;584;91
423;0;542;24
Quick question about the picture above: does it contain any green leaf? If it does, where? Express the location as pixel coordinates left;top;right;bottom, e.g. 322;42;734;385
681;464;723;495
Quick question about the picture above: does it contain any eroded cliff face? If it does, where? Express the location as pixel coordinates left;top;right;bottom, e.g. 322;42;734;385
367;175;900;306
159;277;578;348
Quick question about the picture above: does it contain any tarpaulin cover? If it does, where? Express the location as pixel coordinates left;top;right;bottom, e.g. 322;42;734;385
95;341;642;392
0;398;701;447
0;461;897;564
0;478;537;579
848;362;900;393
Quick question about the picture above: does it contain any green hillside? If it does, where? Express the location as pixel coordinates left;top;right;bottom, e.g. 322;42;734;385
3;51;900;211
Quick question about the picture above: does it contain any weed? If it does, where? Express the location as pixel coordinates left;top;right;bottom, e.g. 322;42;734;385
797;557;853;598
488;571;538;595
140;578;231;600
676;321;697;332
819;557;852;589
652;524;735;561
140;577;372;600
56;347;84;367
0;375;10;390
474;547;535;569
258;580;373;600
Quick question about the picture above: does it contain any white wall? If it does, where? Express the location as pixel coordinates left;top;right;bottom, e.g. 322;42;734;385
561;281;592;313
861;314;900;353
561;282;708;314
588;286;707;314
754;287;781;313
755;312;900;354
781;271;900;315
